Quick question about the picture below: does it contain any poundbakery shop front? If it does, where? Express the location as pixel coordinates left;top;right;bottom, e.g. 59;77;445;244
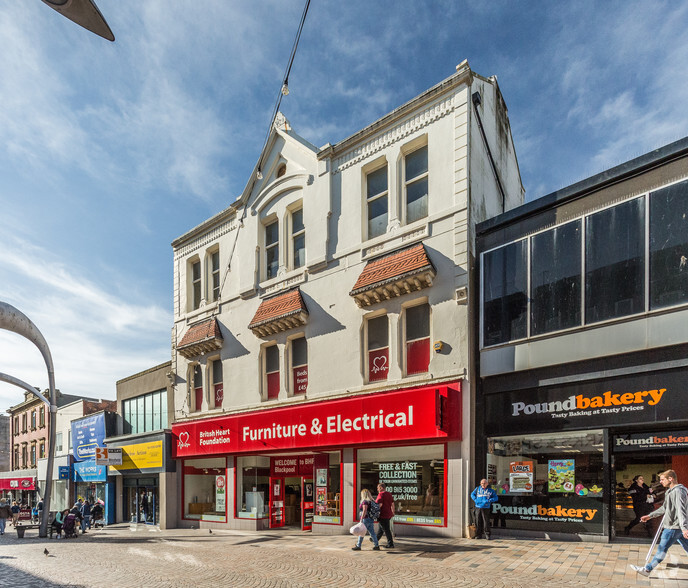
172;382;462;536
480;367;688;542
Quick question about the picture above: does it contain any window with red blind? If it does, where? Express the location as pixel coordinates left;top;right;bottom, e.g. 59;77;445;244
405;303;430;375
212;359;224;408
265;345;280;400
292;337;308;394
193;366;203;412
367;315;389;382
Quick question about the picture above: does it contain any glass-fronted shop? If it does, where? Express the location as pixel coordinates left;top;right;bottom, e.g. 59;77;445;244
481;366;688;540
173;382;460;534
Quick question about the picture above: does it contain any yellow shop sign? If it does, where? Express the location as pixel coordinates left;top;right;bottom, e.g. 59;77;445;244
109;440;163;472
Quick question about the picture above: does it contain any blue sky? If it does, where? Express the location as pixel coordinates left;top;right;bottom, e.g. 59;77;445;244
1;0;687;408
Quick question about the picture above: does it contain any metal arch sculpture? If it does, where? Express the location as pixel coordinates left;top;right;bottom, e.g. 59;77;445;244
40;0;115;42
0;301;57;538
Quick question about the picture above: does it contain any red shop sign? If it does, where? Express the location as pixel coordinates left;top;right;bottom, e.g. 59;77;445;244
0;477;36;491
173;382;460;458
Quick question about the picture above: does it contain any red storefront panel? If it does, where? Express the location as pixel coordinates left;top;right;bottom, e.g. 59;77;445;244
0;477;35;491
173;382;460;458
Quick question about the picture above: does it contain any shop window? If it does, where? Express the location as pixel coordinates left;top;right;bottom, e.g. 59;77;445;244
586;197;645;323
313;452;342;524
650;179;688;310
357;445;445;526
183;457;227;522
404;144;428;224
483;239;528;346
123;389;167;434
193;365;203;412
291;337;308;395
55;432;63;453
486;430;604;534
366;164;388;239
210;249;220;302
265;219;279;280
265;345;280;400
190;259;202;310
405;303;430;375
291;208;305;269
530;220;582;335
237;456;270;519
367;314;389;383
211;358;224;408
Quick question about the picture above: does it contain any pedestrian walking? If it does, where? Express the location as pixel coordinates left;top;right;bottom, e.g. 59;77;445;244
0;499;11;535
373;483;395;548
10;500;20;526
81;499;92;532
625;475;654;536
351;489;380;551
630;469;688;577
470;478;498;540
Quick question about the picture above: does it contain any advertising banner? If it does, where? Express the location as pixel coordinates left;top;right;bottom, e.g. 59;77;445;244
491;495;603;533
58;466;71;480
270;455;315;477
215;475;226;512
74;459;108;482
509;461;533;493
0;477;35;491
95;447;123;466
485;369;686;435
614;430;688;452
109;440;164;472
173;383;460;458
72;413;106;461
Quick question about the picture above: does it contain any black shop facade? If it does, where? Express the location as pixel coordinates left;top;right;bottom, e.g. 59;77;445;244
478;365;688;542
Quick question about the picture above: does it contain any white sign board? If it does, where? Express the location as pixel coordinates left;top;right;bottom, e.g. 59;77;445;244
95;447;122;466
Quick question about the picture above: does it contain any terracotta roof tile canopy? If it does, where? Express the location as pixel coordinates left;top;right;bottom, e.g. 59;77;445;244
249;288;309;337
177;317;223;359
350;243;436;308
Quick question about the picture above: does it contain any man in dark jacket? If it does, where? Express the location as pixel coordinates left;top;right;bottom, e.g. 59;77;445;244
373;483;395;548
470;479;498;540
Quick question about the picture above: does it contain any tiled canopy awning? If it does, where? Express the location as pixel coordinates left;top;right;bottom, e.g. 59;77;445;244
350;243;436;307
249;289;309;336
177;317;223;359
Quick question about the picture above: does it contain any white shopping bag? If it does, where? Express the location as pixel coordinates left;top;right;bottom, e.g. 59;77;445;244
349;522;367;536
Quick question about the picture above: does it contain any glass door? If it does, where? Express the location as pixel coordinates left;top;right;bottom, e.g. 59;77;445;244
302;478;313;531
269;477;284;528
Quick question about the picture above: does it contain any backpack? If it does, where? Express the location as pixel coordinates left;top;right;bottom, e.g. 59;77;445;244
367;499;381;521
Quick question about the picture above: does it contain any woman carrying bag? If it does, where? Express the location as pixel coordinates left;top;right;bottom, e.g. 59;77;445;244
351;489;380;551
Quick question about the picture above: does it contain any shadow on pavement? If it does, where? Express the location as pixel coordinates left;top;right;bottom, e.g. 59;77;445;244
0;561;81;587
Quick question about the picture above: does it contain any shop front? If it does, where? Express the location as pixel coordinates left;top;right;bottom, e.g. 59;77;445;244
481;367;688;541
73;459;114;524
0;474;36;506
105;432;176;528
173;382;461;535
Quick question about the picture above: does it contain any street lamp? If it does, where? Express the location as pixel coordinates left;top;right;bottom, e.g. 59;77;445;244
0;302;57;538
40;0;115;41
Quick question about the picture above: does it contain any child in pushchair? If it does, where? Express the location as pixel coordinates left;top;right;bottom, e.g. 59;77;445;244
91;503;104;528
62;513;79;538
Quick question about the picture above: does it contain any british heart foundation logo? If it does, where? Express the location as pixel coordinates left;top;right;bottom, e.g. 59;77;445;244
178;431;190;449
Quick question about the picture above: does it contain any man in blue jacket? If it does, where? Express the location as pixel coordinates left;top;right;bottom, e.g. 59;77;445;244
470;479;498;540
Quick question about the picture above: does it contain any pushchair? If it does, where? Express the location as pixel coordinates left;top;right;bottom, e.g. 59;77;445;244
91;504;104;528
62;513;79;539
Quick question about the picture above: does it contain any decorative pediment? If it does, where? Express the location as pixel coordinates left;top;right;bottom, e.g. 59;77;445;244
249;289;309;337
177;318;223;359
350;243;436;308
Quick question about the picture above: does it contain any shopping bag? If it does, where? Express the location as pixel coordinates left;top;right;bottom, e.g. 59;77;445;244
350;522;367;536
467;523;477;539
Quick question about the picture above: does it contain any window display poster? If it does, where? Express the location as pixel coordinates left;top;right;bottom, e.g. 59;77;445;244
316;486;327;513
215;475;226;512
548;459;575;493
316;468;328;487
509;461;533;493
377;461;420;501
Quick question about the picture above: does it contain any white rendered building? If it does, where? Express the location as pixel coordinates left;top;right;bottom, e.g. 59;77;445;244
170;60;523;537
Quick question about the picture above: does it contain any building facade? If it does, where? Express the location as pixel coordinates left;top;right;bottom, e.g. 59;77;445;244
105;362;177;529
170;61;523;537
476;137;688;542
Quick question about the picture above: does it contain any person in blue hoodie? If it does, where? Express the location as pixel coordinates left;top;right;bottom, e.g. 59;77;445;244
470;479;498;540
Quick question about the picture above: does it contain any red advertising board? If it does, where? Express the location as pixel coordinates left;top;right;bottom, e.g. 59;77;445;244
0;477;36;491
173;382;460;458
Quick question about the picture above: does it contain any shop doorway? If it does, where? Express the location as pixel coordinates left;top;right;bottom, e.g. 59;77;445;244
613;454;673;540
268;476;312;531
124;478;159;525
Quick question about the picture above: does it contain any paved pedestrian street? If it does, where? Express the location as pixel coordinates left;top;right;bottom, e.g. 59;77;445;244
1;524;687;588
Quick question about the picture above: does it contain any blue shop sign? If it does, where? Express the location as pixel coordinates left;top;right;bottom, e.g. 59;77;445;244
73;459;108;482
58;466;72;480
72;413;106;461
